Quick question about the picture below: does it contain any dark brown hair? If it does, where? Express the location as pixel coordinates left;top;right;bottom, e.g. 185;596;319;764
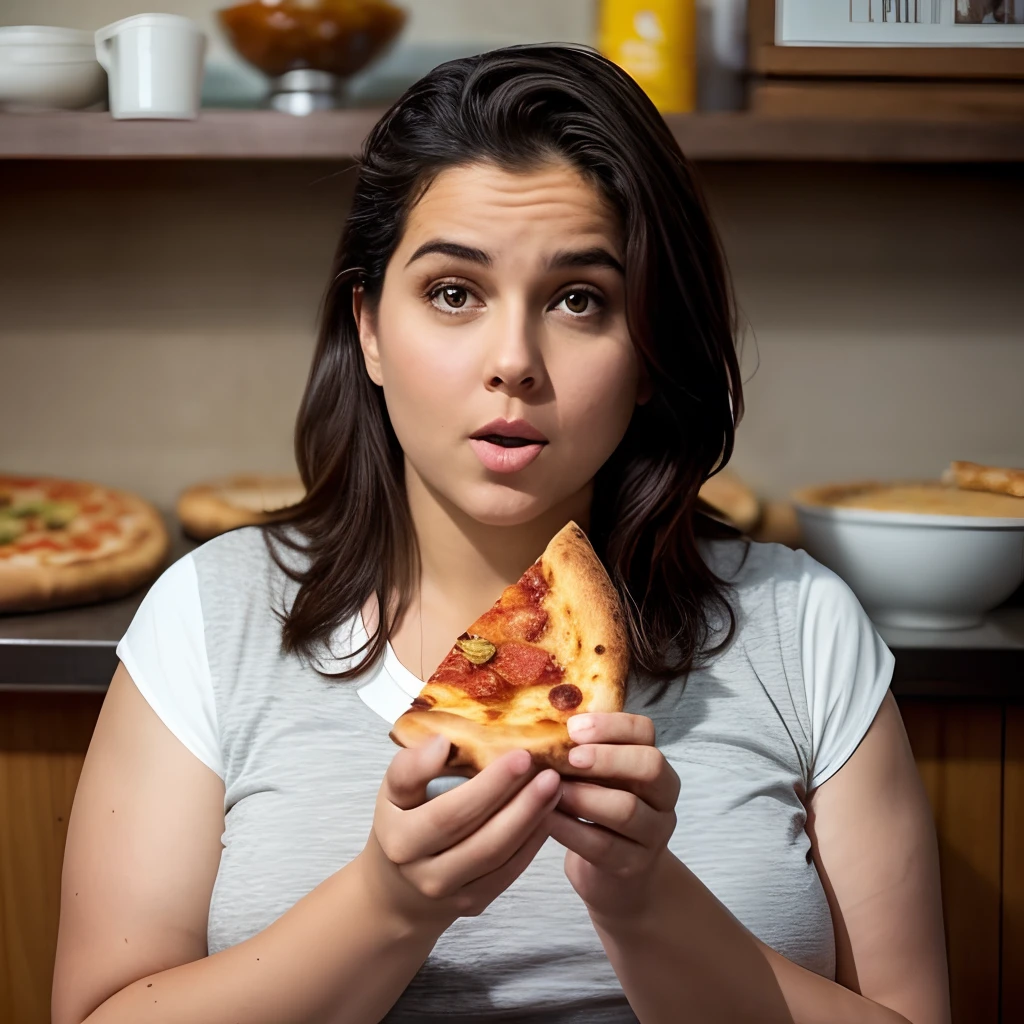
268;44;744;683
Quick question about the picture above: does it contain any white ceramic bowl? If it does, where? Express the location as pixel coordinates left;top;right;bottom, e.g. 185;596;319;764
794;486;1024;630
0;26;106;110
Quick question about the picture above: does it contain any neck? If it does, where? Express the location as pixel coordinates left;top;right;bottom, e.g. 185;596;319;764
405;458;592;625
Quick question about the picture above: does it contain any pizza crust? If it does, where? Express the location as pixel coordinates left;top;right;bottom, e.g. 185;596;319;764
176;474;305;541
389;522;629;773
389;709;574;772
0;484;168;613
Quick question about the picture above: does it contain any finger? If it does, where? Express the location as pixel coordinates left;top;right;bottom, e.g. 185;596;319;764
567;712;656;747
412;769;561;896
454;816;553;915
549;809;648;877
558;780;674;847
562;744;680;812
381;749;538;863
385;734;457;811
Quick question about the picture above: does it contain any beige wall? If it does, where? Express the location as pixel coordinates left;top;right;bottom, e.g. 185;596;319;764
1;159;1021;510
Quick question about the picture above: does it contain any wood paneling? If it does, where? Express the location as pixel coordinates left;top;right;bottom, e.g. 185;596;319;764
5;110;1024;163
750;81;1024;122
1004;708;1024;1023
900;701;1004;1024
0;692;102;1024
0;692;1015;1022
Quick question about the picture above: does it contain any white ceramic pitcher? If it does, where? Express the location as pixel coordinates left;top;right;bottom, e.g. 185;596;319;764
95;13;205;119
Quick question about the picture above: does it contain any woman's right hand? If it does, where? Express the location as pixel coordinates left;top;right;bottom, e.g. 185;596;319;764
359;735;561;929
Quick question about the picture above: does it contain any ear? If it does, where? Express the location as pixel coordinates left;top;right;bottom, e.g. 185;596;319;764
353;284;384;387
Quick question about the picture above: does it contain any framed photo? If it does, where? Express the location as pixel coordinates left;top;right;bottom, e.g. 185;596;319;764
777;0;1024;44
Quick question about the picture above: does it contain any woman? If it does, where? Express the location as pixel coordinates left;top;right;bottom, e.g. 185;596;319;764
52;46;950;1024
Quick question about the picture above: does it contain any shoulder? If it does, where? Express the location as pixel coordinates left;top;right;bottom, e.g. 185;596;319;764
701;538;894;789
700;536;821;610
189;526;305;614
116;549;223;777
189;525;280;580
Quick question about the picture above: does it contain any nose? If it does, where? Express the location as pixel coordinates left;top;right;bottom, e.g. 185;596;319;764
482;300;545;396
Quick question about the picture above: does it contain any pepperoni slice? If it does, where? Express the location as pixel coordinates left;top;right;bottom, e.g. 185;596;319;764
71;535;102;552
490;641;558;688
461;666;516;705
470;604;548;644
548;683;583;711
430;647;474;685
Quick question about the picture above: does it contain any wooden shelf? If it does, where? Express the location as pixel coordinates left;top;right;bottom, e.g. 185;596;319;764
2;109;1024;163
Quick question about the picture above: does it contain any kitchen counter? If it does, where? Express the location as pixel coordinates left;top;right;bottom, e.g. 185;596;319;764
1;536;1021;698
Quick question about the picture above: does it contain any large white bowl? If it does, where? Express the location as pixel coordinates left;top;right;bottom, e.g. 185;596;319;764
0;26;106;110
794;487;1024;630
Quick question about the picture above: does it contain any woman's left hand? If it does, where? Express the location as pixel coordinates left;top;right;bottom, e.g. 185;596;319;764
549;712;680;923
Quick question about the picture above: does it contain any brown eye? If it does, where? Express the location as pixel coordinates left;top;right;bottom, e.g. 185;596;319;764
564;291;590;314
441;286;467;308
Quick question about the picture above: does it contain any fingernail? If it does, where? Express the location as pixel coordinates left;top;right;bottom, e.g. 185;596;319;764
535;769;561;797
568;745;594;768
567;714;594;740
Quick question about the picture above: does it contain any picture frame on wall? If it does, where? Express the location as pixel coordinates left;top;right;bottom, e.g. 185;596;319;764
777;0;1024;44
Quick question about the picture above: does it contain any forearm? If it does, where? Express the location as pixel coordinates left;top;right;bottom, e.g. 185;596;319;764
82;852;441;1024
590;855;912;1024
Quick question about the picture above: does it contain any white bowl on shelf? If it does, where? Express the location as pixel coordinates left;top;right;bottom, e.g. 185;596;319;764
0;26;106;111
794;486;1024;631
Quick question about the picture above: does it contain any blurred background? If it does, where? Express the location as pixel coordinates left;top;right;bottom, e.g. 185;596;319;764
0;0;1018;512
0;4;1022;1024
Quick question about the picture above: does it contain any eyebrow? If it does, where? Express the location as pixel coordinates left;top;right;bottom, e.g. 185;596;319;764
405;240;624;275
405;240;490;268
548;246;624;275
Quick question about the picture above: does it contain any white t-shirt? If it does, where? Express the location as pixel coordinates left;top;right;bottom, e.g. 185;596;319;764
117;539;893;791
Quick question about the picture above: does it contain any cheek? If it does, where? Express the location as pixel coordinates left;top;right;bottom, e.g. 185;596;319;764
555;348;639;448
378;305;475;410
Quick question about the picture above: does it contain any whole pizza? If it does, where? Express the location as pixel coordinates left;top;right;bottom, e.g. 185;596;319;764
176;474;306;541
0;474;169;613
390;521;629;772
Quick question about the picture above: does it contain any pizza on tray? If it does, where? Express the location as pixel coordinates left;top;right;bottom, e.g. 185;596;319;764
0;474;168;613
176;474;305;540
390;521;629;773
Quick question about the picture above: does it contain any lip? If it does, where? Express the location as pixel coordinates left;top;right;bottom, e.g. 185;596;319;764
470;418;549;443
469;437;546;474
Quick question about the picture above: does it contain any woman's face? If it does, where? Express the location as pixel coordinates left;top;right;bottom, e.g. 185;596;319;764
357;160;643;527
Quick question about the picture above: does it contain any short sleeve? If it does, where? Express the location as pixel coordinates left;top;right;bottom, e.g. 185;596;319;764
115;552;223;779
797;554;895;791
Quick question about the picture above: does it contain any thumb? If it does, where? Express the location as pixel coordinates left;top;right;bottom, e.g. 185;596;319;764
386;733;452;810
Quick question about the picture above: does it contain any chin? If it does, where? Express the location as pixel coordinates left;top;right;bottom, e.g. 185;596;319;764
455;483;554;528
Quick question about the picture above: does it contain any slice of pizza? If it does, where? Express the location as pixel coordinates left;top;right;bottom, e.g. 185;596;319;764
389;521;629;773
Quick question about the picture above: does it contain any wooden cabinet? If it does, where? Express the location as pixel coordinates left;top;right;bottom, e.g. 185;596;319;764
1;691;1021;1023
901;702;1004;1024
0;692;103;1024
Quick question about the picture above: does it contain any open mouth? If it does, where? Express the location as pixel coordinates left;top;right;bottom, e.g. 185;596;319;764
474;435;548;449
